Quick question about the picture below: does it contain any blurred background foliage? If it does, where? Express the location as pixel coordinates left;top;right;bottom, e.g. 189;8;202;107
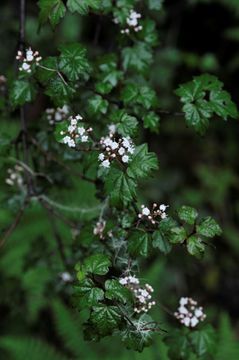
0;0;239;358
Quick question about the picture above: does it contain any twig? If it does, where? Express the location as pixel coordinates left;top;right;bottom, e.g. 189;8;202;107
38;197;76;228
156;109;184;117
0;200;28;248
41;204;69;269
38;64;68;87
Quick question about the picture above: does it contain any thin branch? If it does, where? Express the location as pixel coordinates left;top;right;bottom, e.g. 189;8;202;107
38;64;68;87
39;197;76;228
0;201;28;248
156;109;184;117
41;204;69;269
30;136;96;184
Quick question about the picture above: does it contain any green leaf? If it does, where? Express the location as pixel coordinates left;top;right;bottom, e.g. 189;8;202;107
139;20;158;46
169;226;187;244
121;314;154;352
105;168;137;207
67;0;100;15
121;84;157;109
83;254;111;275
74;279;104;307
143;111;160;132
122;42;153;73
152;230;172;254
177;205;198;225
127;144;158;180
59;43;90;81
10;80;36;107
196;216;222;238
166;330;192;359
105;279;133;303
114;111;138;137
45;77;75;106
189;325;216;357
187;235;205;258
128;230;150;257
121;83;138;104
88;95;108;115
38;0;66;27
90;305;122;336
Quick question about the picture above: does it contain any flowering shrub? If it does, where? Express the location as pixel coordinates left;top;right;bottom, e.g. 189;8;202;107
1;0;239;359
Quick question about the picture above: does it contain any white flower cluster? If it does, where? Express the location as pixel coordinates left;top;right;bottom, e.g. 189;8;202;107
93;220;106;239
46;105;69;125
174;297;206;328
119;275;155;314
16;48;42;73
138;203;168;224
5;165;24;187
99;135;135;168
60;115;92;148
120;10;142;34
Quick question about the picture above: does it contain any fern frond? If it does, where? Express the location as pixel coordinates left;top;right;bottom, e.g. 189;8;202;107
0;336;68;360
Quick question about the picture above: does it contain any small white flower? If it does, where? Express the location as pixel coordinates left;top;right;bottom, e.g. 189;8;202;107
118;147;125;155
60;272;73;282
183;317;191;327
195;309;203;318
71;119;77;125
76;114;83;120
102;159;110;168
81;135;88;142
180;297;188;306
191;317;199;327
122;155;129;163
159;204;168;212
22;62;30;71
111;141;119;150
142;207;150;216
63;135;71;144
68;125;76;133
178;306;188;315
98;153;104;161
161;212;167;219
78;127;85;135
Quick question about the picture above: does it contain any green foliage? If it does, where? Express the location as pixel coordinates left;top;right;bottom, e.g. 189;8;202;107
59;43;90;81
176;74;238;134
10;80;36;107
2;0;238;358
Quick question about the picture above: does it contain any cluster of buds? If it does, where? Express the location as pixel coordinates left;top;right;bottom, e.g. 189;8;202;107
46;105;69;125
93;220;106;239
5;165;24;187
119;275;155;314
138;203;168;224
60;115;92;148
99;135;135;168
120;10;142;34
174;297;206;328
16;48;42;73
